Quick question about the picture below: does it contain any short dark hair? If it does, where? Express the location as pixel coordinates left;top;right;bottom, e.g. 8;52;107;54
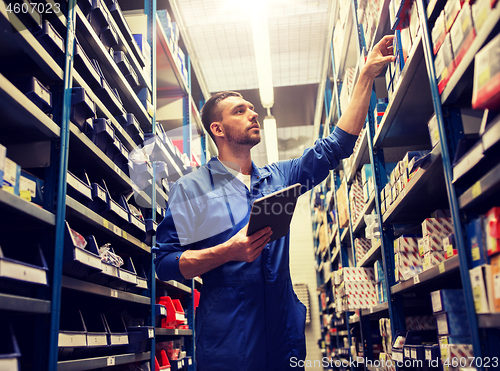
201;91;242;143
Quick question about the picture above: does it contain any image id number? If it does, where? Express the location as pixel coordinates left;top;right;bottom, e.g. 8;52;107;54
6;1;61;15
444;357;498;368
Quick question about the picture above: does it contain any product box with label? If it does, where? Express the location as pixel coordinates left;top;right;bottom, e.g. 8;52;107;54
469;264;494;313
490;254;500;312
0;144;5;187
375;260;384;283
450;3;476;69
409;0;420;45
444;0;462;32
342;267;375;282
472;0;491;34
431;289;466;313
395;251;422;281
394;235;420;253
435;311;471;336
443;234;458;259
435;34;456;94
467;217;488;267
423;251;446;270
20;170;44;205
3;158;21;196
422;218;454;237
432;11;447;55
485;207;500;256
472;33;500;110
337;181;349;228
422;235;445;254
427;114;441;149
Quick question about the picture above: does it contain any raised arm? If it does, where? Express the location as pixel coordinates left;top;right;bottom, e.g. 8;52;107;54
337;35;395;135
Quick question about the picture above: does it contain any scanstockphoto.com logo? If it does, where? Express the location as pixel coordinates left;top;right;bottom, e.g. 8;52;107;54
290;357;446;369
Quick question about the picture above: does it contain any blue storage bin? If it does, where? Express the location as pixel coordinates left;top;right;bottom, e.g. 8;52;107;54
58;309;87;348
34;20;65;59
70;88;95;130
0;244;48;290
15;76;52;112
62;225;102;280
116;113;144;144
81;310;108;347
74;40;101;88
423;344;441;371
105;135;121;160
78;0;93;14
0;323;21;371
66;170;93;203
87;118;114;153
100;23;118;50
96;77;125;116
111;257;137;290
103;314;129;346
127;326;154;353
87;0;108;36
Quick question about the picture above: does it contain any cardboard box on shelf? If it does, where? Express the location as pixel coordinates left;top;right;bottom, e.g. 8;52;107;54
432;10;446;54
337;181;349;228
472;0;491;33
435;35;456;94
444;0;462;32
395;251;422;281
422;218;454;237
423;235;445;254
485;207;500;256
436;310;471;336
469;264;494;313
431;289;467;313
394;235;420;253
472;33;500;110
490;254;500;312
423;250;446;270
450;3;476;68
467;217;489;268
3;158;21;196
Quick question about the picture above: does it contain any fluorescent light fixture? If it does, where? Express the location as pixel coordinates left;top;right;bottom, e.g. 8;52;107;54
251;1;274;108
264;116;279;163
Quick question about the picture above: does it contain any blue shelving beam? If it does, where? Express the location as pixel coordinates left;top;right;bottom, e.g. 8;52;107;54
416;0;485;367
48;2;77;370
146;0;157;368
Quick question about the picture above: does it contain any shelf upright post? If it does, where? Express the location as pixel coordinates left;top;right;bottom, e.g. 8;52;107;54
146;0;157;367
199;99;207;165
47;1;77;370
366;90;406;339
416;0;483;365
183;55;192;161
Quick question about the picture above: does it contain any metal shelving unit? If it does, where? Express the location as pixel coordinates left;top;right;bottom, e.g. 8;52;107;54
311;0;500;368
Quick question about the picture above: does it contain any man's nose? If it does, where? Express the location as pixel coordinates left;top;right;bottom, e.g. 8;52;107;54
249;109;258;120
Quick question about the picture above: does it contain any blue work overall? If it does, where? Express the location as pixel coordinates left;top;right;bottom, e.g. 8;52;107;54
155;127;357;371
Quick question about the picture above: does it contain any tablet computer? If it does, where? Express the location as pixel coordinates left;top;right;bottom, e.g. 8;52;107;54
247;183;302;243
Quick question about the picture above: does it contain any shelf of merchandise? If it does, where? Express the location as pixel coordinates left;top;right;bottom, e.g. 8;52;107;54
440;4;500;105
58;352;151;371
0;0;212;369
312;0;500;368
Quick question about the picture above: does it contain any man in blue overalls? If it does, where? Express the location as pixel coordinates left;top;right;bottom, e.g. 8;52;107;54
155;36;395;371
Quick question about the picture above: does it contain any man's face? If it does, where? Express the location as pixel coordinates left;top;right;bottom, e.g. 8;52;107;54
217;96;261;148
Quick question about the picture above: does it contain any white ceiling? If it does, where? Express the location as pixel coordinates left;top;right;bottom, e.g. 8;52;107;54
176;0;331;92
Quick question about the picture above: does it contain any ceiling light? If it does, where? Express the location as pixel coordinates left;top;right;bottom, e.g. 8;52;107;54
264;115;279;163
251;1;274;108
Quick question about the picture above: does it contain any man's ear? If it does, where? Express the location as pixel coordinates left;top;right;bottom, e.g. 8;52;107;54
210;122;224;139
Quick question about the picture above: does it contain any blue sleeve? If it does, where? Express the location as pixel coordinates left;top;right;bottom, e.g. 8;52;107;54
276;126;357;191
154;182;196;282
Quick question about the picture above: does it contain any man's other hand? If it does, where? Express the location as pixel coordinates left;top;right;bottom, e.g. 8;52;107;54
227;224;272;263
363;35;396;78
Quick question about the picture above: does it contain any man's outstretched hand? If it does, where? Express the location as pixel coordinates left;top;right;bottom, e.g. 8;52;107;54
363;35;396;79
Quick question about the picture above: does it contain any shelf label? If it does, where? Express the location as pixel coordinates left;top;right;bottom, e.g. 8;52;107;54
471;181;482;199
148;328;154;338
122;231;128;240
370;307;374;314
413;275;420;284
107;357;115;366
102;219;109;229
175;329;179;335
439;263;446;274
110;290;118;298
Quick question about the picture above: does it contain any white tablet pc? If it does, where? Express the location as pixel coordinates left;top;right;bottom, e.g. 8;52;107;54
247;183;302;243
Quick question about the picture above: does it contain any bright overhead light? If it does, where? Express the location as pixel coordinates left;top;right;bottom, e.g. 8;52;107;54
264;116;279;163
251;1;274;109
